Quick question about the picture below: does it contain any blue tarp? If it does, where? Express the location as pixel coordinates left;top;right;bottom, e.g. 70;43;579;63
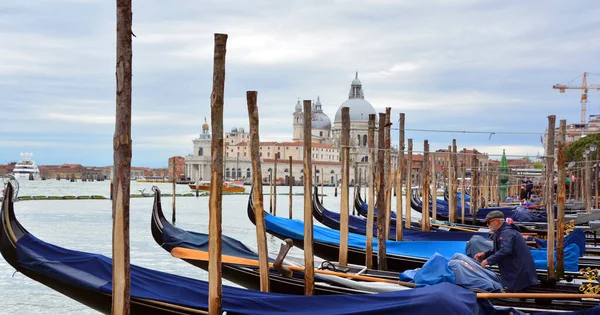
531;243;580;272
319;202;489;241
533;228;586;257
15;233;482;315
266;213;468;260
412;253;455;285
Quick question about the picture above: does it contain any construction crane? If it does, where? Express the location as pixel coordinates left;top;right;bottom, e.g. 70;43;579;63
553;72;600;125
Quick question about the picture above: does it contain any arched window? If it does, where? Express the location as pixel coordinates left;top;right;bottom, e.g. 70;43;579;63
246;168;251;178
357;134;361;145
198;147;204;156
225;168;230;178
237;168;241;178
284;168;289;173
362;135;367;146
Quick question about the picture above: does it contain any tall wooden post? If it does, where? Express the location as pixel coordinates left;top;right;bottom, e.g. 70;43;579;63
396;113;405;241
449;140;457;222
556;119;567;278
461;158;466;224
595;156;599;209
471;153;478;225
113;0;132;312
339;107;350;266
289;156;293;219
321;167;324;204
269;169;273;214
376;112;388;270
384;108;392;240
246;91;270;292
546;115;556;280
405;139;413;229
422;141;430;231
365;114;376;268
431;152;437;220
172;161;176;225
273;155;278;216
354;165;360;216
585;154;592;212
302;100;314;295
207;33;227;315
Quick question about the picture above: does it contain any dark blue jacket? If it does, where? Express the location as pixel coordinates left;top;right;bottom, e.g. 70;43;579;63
484;223;539;292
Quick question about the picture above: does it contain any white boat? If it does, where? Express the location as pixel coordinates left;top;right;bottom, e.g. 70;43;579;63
12;153;41;181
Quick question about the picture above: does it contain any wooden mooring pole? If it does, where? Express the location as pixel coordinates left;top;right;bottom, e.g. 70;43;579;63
302;100;315;295
405;139;413;229
112;0;133;312
471;153;478;225
339;107;350;266
289;156;293;219
461;156;466;224
365;114;376;269
449;139;457;223
384;108;392;240
556;119;567;278
247;91;270;292
376;112;388;270
273;155;278;216
172;162;176;225
396;113;405;241
207;33;227;314
431;152;437;221
422;140;430;231
546;115;556;280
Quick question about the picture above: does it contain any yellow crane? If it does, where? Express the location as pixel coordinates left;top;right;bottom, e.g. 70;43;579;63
553;72;600;125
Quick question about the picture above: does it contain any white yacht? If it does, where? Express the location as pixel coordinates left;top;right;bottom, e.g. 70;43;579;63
12;153;41;181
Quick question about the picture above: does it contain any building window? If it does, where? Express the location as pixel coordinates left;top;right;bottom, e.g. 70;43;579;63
198;148;203;156
320;131;323;137
363;135;367;146
260;153;262;157
237;168;241;178
357;134;361;145
225;168;230;178
247;168;251;178
244;153;247;157
267;152;270;157
296;147;298;150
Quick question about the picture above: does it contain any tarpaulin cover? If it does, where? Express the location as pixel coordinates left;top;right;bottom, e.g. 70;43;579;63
412;253;455;285
449;253;503;292
318;201;489;241
15;233;482;315
265;213;468;259
533;228;586;257
466;235;493;258
531;243;580;272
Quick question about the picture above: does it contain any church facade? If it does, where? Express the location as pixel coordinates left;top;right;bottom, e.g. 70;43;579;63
184;73;383;185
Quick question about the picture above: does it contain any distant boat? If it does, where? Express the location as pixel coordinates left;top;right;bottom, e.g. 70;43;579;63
12;153;41;181
136;176;172;183
188;181;245;193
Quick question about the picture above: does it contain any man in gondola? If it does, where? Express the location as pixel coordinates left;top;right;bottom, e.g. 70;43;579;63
474;211;539;292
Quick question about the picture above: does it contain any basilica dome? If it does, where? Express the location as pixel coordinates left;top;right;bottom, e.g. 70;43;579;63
334;73;377;123
312;96;331;129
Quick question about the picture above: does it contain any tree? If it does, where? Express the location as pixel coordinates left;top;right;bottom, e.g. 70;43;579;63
566;133;600;163
531;161;544;169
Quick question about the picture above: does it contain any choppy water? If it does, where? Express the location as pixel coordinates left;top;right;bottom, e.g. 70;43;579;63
0;180;420;314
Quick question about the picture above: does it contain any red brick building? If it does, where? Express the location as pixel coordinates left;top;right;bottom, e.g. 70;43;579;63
168;156;185;179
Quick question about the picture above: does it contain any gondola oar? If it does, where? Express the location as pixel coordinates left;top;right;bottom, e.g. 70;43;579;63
170;246;417;287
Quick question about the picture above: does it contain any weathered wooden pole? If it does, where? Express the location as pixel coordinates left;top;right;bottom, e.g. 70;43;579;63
246;91;270;292
422;140;431;231
195;176;199;197
431;152;437;220
556;119;567;279
405;139;413;229
595;156;599;209
384;108;392;240
461;158;466;224
273;155;278;216
269;168;273;214
207;33;227;315
302;100;315;295
396;113;405;241
471;153;478;225
365;114;376;268
338;107;351;266
546;115;556;280
354;164;360;216
113;0;133;312
172;161;176;225
289;156;293;219
376;112;388;270
585;154;592;212
449;140;457;222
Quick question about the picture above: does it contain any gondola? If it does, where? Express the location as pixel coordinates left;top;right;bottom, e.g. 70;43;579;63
313;187;489;241
251;189;600;281
0;182;494;315
150;187;401;295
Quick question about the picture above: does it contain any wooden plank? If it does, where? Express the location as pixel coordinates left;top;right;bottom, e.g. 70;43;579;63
207;33;227;315
289;156;293;219
396;113;405;241
556;119;566;278
546;115;556;280
339;107;350;266
405;139;413;229
302;100;314;295
365;114;376;269
376;112;388;270
422;140;430;231
246;91;270;292
113;0;133;313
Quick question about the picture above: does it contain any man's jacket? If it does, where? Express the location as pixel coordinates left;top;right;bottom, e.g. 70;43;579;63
484;223;540;291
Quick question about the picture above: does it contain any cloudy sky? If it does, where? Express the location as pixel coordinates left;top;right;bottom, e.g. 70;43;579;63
2;0;599;167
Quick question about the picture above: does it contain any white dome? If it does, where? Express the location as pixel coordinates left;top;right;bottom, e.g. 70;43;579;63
294;99;302;112
352;78;361;85
334;98;377;123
